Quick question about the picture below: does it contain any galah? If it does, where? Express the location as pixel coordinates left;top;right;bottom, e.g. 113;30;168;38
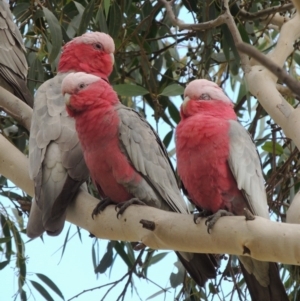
27;32;115;238
175;79;288;301
61;72;218;287
0;0;33;107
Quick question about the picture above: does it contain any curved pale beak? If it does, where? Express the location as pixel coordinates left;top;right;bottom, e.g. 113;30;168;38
182;96;190;110
110;53;115;65
64;93;71;106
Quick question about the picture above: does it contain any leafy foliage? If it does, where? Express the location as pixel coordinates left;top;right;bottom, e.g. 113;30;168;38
0;0;299;300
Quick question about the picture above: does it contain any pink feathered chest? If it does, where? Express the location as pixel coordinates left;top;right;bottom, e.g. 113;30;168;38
176;115;237;213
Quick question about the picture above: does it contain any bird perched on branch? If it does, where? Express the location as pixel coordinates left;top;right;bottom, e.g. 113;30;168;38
0;0;33;107
61;72;218;288
27;32;115;238
175;79;288;301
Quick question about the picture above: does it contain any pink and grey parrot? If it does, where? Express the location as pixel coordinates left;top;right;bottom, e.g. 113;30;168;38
27;32;115;238
175;79;288;300
61;72;218;287
0;0;33;107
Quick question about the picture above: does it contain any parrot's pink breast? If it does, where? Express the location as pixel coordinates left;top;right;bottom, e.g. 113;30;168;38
176;114;241;213
76;108;141;203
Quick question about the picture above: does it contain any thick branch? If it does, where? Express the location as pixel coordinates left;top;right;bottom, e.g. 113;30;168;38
221;0;250;72
292;0;300;14
0;134;33;195
238;3;293;21
268;11;300;66
0;87;32;131
287;191;300;224
68;198;300;265
1;132;300;265
237;42;300;99
241;3;300;149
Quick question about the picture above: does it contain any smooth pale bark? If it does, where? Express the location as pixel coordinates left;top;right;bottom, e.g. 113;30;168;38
0;87;32;131
287;191;300;224
244;11;300;149
1;133;300;265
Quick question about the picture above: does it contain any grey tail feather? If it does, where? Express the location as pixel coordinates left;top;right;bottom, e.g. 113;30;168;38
12;75;34;108
176;252;218;287
240;261;289;301
44;176;84;236
0;68;34;108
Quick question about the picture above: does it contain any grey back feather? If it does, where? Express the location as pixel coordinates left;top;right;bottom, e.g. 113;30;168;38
117;104;188;214
227;120;269;219
0;1;33;107
117;104;219;286
28;72;89;238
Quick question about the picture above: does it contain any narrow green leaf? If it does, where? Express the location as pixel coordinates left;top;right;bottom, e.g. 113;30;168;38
163;130;173;149
36;273;65;300
170;261;184;288
108;1;122;39
76;226;82;242
146;288;171;300
73;1;85;15
95;242;113;274
30;280;55;301
60;224;71;261
161;84;184;97
168;100;180;124
96;5;109;33
125;242;135;265
113;84;148;97
20;289;27;301
104;0;111;20
238;23;250;44
0;260;9;270
77;0;95;35
262;141;284;155
10;222;26;288
42;7;62;63
0;214;12;261
114;241;134;267
91;242;97;270
0;236;12;244
146;252;168;268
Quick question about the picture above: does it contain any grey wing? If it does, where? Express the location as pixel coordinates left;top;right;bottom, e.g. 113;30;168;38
117;104;188;214
228;120;269;219
118;105;218;286
0;1;33;107
27;73;89;238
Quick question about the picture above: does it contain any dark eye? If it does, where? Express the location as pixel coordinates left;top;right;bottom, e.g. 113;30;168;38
79;83;86;89
93;43;103;50
199;93;211;100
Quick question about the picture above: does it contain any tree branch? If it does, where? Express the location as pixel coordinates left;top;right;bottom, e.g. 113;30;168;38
238;3;293;21
0;87;32;131
0;134;33;195
159;0;227;31
159;0;251;72
240;3;300;151
237;42;300;99
1;131;300;266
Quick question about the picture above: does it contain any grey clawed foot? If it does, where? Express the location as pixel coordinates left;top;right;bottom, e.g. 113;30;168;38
92;197;115;219
115;198;146;218
193;209;213;224
205;209;234;233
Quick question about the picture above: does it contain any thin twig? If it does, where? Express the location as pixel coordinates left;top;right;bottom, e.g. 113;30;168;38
159;0;227;31
116;249;145;301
